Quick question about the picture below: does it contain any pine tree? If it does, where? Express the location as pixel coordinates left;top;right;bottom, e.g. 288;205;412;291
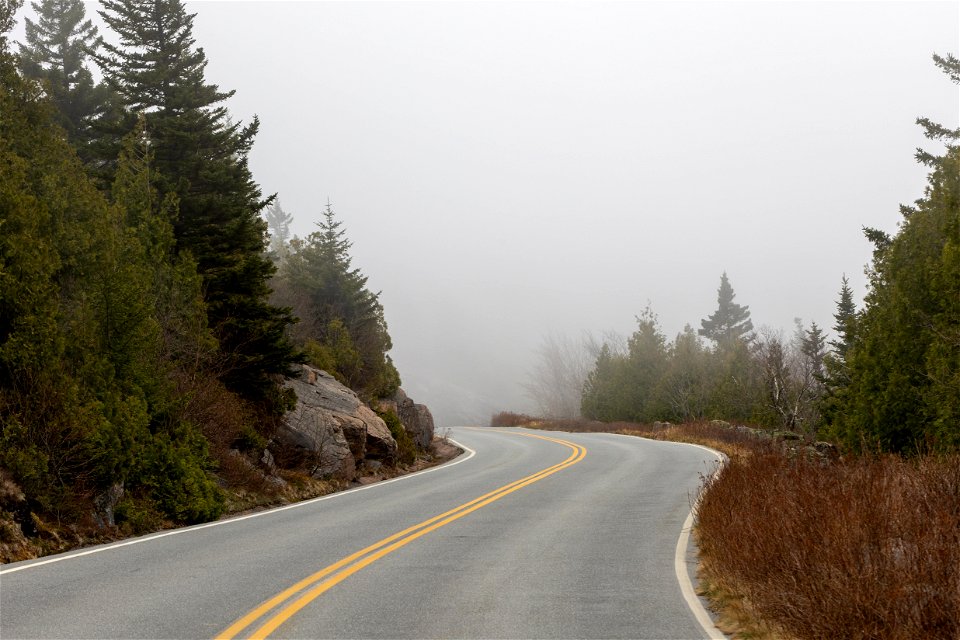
658;325;712;422
699;272;754;347
264;199;294;264
17;0;111;156
829;54;960;453
0;0;21;48
280;202;399;397
93;0;300;406
801;322;827;384
829;275;856;360
624;306;669;421
581;344;629;421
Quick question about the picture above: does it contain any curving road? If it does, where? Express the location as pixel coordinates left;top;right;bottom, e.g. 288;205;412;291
0;427;724;639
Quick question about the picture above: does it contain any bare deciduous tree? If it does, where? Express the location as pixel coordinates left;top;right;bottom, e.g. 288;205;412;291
755;321;827;434
524;332;601;419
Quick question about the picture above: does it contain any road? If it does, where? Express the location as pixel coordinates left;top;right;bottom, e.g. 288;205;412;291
0;427;724;639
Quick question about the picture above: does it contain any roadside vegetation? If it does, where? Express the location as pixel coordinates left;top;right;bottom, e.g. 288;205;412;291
698;445;960;640
0;0;432;562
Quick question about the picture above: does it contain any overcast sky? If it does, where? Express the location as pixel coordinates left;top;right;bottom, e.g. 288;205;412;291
12;1;960;425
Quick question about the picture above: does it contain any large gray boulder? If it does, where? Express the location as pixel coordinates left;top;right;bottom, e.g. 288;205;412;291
392;388;435;450
276;366;397;479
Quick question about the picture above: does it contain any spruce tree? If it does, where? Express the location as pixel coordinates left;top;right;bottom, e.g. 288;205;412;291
0;0;21;48
93;0;300;406
17;0;111;157
801;322;827;384
829;54;960;453
821;277;857;435
659;325;711;422
280;202;399;397
624;306;668;421
829;275;856;360
581;344;629;422
264;199;294;265
699;272;754;347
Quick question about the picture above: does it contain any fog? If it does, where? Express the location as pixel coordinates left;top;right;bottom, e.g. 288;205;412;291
13;1;959;426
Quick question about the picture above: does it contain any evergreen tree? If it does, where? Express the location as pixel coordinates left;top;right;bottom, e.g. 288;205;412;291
279;203;399;398
623;307;669;421
828;55;960;453
264;199;294;265
801;322;827;384
0;36;223;525
829;275;856;360
0;0;20;49
706;337;763;423
699;272;754;347
657;325;712;422
111;115;215;372
820;277;857;428
581;344;630;421
17;0;111;157
93;0;300;406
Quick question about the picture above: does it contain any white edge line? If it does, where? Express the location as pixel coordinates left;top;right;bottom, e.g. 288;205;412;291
672;442;727;640
566;430;728;640
0;437;477;576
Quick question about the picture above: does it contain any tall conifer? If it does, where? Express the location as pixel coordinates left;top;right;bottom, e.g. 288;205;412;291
280;203;398;397
829;275;856;360
93;0;299;405
17;0;111;158
828;55;960;453
699;272;754;347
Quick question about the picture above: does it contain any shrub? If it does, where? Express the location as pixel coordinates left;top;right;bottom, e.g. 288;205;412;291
133;425;225;524
114;496;165;535
696;451;960;639
489;412;537;427
378;408;416;466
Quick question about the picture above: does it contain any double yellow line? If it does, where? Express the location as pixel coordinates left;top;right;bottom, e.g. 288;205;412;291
216;431;586;640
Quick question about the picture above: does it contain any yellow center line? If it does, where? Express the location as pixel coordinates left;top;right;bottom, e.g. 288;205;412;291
216;431;585;640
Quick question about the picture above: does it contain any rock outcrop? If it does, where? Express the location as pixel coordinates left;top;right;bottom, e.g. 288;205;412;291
396;390;435;450
275;366;397;480
378;388;435;450
707;419;839;461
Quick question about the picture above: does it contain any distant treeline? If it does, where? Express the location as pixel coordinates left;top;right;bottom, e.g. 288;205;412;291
0;0;399;538
578;54;959;454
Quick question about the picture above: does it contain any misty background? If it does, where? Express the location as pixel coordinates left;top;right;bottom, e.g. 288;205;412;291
13;1;959;425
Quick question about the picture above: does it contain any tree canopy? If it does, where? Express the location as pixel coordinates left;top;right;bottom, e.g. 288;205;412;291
17;0;110;155
93;0;300;406
824;59;960;452
274;203;400;399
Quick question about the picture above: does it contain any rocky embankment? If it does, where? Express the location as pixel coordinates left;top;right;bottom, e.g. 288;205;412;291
274;365;436;481
653;419;839;460
0;365;445;563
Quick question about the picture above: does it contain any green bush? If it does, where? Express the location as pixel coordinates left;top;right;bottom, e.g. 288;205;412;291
378;408;416;466
134;424;225;523
114;496;164;535
233;423;267;454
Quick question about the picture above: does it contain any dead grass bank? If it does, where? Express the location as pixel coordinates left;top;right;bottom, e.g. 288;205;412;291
697;450;960;640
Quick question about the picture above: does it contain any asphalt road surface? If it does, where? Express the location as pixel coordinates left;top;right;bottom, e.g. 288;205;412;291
1;427;724;639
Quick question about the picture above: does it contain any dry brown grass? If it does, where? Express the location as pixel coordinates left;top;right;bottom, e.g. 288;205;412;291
490;411;539;427
697;451;960;640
